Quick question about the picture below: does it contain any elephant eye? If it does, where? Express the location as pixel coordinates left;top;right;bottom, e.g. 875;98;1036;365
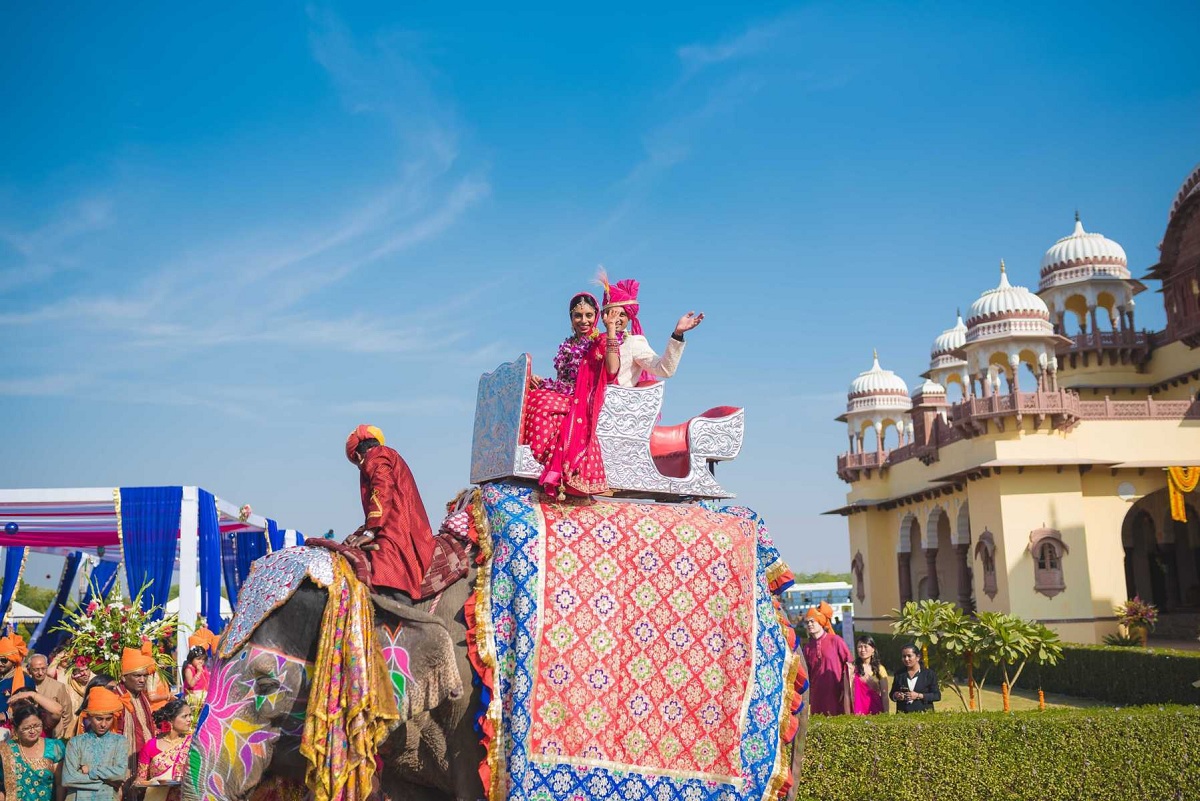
255;677;280;694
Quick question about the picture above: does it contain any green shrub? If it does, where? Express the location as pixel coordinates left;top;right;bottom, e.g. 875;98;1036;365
1037;644;1200;706
794;706;1200;801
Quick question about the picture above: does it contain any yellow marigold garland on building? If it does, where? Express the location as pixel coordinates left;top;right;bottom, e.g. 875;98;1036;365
1167;466;1200;522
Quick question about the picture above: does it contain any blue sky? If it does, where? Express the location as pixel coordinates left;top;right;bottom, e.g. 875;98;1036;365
2;2;1197;586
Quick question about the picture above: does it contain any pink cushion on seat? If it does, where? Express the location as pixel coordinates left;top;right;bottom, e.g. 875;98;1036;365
650;406;742;479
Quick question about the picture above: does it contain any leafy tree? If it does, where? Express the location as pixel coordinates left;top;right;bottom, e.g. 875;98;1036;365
892;602;1064;712
891;600;974;710
14;581;56;613
972;612;1062;707
794;571;852;584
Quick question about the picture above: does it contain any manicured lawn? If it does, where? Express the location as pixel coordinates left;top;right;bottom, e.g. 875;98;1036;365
932;684;1104;713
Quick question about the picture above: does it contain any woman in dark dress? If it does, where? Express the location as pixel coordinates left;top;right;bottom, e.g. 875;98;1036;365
891;644;940;713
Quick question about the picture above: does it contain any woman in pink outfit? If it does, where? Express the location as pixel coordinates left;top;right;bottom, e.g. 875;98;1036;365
800;601;853;716
521;291;620;498
848;635;890;715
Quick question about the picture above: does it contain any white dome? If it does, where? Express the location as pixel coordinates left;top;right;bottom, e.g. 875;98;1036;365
1039;216;1128;286
931;314;967;358
848;352;909;399
967;262;1049;325
1169;163;1200;224
912;378;946;398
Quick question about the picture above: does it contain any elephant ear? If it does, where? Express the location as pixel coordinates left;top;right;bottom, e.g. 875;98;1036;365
373;596;463;720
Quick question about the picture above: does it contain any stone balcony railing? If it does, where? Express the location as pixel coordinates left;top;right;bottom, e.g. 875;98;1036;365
835;390;1200;483
1057;329;1151;369
948;389;1082;435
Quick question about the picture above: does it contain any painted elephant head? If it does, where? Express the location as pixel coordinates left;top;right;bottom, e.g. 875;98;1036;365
185;582;321;801
184;575;469;801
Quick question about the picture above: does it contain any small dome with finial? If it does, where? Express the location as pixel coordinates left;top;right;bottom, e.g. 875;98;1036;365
968;261;1050;325
1039;214;1129;290
931;312;968;359
913;378;946;399
848;350;910;399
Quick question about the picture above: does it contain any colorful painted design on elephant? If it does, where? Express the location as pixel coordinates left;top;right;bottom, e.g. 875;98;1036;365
187;645;311;801
378;624;414;705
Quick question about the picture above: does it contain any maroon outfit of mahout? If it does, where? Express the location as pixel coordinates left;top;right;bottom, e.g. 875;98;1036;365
358;445;436;599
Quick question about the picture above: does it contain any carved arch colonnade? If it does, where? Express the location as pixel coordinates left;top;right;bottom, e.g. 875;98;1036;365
1123;489;1200;611
896;502;975;610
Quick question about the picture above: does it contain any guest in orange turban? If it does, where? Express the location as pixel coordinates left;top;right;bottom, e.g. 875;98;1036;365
800;601;852;716
64;686;129;791
116;641;156;754
121;641;155;677
187;625;217;653
0;632;32;717
85;686;125;715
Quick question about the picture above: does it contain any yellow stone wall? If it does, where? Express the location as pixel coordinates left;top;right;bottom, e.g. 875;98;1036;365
843;413;1200;643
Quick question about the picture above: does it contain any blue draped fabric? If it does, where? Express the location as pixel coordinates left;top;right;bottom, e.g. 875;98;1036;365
197;490;225;635
295;531;306;546
267;518;283;552
234;530;268;584
0;546;28;626
118;486;182;621
81;560;119;608
220;530;240;607
29;551;84;655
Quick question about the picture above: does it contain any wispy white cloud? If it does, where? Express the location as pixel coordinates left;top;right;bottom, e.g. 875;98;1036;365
676;17;792;79
0;7;492;418
595;18;793;236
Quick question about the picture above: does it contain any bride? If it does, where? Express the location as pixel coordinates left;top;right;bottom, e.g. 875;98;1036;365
521;292;620;498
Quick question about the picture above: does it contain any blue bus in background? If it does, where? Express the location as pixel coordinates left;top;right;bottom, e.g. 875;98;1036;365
781;581;854;627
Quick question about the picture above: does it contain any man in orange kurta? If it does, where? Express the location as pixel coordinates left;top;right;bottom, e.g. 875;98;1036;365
343;424;436;600
115;642;156;757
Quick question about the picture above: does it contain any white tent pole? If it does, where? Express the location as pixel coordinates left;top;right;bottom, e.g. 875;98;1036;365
177;487;199;681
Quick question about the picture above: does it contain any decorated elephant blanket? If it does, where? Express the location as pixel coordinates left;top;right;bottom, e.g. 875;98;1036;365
468;483;804;801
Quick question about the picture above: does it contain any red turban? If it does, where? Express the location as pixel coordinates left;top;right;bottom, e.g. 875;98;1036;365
804;601;836;634
346;425;386;463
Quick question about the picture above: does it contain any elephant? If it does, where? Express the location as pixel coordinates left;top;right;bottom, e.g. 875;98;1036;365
185;547;809;801
184;548;484;801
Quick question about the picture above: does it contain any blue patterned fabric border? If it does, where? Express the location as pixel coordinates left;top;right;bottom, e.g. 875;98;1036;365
480;483;796;801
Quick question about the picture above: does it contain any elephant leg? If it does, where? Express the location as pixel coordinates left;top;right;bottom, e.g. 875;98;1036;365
378;775;454;801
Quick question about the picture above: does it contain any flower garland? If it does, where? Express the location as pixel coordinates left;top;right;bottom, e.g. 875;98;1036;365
542;331;623;396
1167;467;1199;522
52;584;178;679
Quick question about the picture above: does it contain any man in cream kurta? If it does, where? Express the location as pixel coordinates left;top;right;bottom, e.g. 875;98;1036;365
615;333;687;387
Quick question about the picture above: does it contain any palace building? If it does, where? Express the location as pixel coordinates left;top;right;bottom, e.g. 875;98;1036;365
830;163;1200;644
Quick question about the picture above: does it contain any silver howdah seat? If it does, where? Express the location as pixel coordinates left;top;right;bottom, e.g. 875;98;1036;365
470;354;744;499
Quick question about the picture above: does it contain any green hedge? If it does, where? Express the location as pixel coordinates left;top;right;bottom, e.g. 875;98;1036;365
794;706;1200;801
853;629;1200;705
1036;644;1200;706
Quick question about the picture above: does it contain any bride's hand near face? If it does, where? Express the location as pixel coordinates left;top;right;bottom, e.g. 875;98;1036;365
673;311;704;337
602;308;621;334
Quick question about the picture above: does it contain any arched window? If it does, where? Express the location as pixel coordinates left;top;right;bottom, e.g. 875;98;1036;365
1036;542;1059;571
974;528;998;600
1028;527;1069;598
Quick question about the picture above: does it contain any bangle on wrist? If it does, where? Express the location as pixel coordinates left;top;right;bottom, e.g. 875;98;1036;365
671;332;685;342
